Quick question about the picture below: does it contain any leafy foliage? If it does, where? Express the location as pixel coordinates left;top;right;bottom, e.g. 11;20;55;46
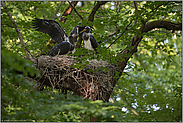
1;1;182;122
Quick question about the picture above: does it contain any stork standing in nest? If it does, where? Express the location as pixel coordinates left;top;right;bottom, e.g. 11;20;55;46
80;26;99;51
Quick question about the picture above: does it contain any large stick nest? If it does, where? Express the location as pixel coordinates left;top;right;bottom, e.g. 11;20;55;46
34;55;118;102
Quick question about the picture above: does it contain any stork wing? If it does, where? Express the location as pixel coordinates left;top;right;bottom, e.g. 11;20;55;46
90;34;99;50
32;18;68;43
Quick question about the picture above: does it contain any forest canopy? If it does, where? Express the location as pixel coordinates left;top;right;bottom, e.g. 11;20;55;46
1;1;182;122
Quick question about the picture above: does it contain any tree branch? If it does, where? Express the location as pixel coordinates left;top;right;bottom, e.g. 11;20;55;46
107;25;120;37
52;1;62;20
143;21;182;33
1;1;32;60
115;2;182;80
59;1;78;23
133;1;139;26
80;10;104;19
105;20;133;51
145;2;169;23
116;20;182;74
88;1;108;22
68;1;84;21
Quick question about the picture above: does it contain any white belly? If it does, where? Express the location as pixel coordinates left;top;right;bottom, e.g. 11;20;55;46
84;37;94;51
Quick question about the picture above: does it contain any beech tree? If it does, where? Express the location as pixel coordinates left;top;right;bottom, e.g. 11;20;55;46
1;1;182;122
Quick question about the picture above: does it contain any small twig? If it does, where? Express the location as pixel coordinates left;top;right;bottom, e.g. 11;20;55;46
107;26;120;37
17;7;27;21
145;2;169;23
84;73;89;98
47;75;55;90
105;20;133;51
72;76;84;88
79;114;85;122
52;1;62;20
68;1;84;21
80;10;104;19
71;112;78;122
1;1;34;60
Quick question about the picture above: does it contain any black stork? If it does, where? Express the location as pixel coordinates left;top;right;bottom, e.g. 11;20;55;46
80;26;99;51
32;18;79;56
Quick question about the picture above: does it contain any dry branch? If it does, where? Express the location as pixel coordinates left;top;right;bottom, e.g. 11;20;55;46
1;1;31;60
88;1;108;22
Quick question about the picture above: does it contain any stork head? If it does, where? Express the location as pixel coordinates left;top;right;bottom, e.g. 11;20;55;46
82;32;90;41
80;26;91;34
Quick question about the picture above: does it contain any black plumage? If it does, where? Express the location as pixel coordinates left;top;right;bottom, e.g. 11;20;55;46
48;36;75;56
32;18;81;56
32;19;98;55
80;26;99;51
70;24;86;42
32;18;69;44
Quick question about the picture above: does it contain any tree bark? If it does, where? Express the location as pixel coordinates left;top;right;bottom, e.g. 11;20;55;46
88;1;108;22
143;21;182;33
59;1;78;23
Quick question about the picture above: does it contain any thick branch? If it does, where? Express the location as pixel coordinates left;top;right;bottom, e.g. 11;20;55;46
143;21;182;33
117;20;182;72
88;1;108;22
116;20;182;76
59;1;78;23
1;1;31;60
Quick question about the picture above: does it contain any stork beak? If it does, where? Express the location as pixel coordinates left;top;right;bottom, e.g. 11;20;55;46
79;28;87;33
